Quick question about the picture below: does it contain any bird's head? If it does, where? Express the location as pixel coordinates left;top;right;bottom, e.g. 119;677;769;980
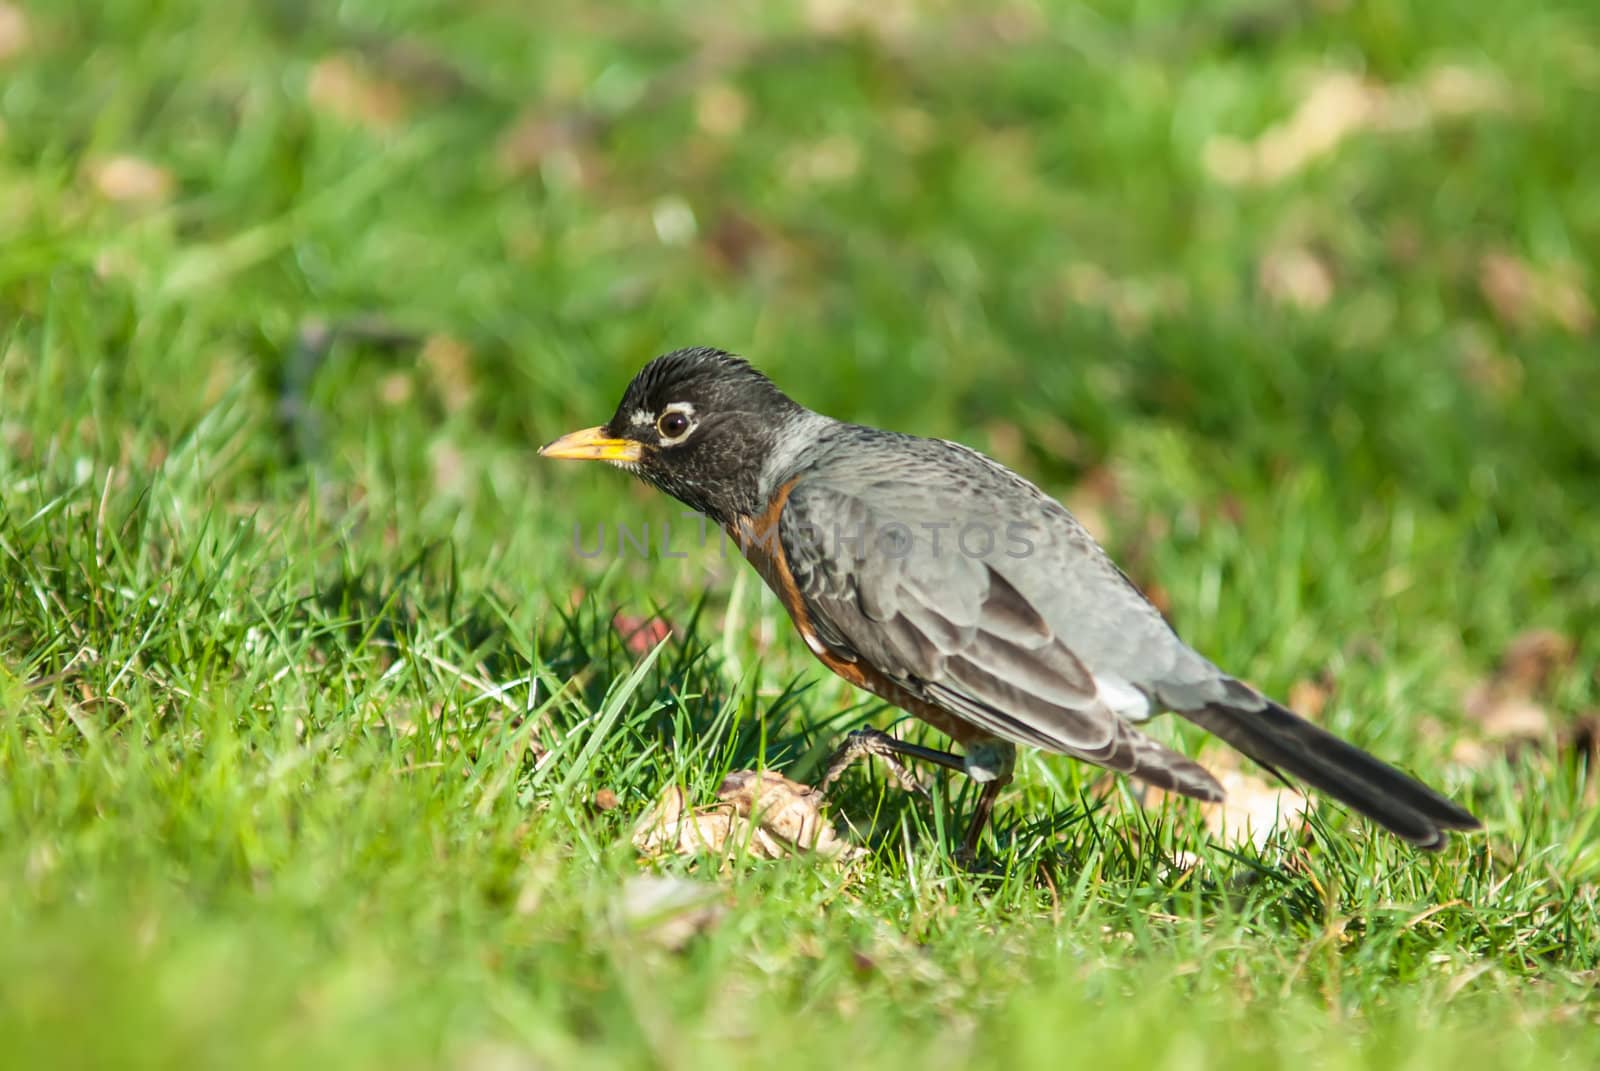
540;347;805;523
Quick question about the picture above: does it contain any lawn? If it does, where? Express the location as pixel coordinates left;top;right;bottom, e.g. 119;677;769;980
2;1;1598;1067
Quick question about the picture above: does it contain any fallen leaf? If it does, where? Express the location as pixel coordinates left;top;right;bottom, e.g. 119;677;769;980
702;209;772;274
307;53;408;130
1484;251;1596;335
1420;64;1513;118
614;874;725;951
1062;464;1123;546
378;372;414;406
1201;768;1311;852
1287;675;1333;722
0;3;28;63
1499;629;1576;693
1258;245;1335;311
612;613;671;655
90;156;175;205
1206;65;1511;187
1463;685;1550;742
804;0;915;41
1459;628;1576;752
632;784;746;857
694;82;749;136
1097;756;1309;860
717;770;860;857
631;774;864;863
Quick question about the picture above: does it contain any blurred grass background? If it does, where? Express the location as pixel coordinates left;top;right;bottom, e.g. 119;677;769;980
1;1;1598;1067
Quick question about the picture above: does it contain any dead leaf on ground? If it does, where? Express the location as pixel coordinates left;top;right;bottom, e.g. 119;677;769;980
1478;252;1595;334
1094;749;1309;862
1062;464;1124;546
0;3;28;63
89;156;175;205
702;209;777;274
1205;65;1511;186
612;613;672;655
1258;244;1335;311
1201;768;1311;853
614;874;725;951
307;53;409;130
1287;674;1334;722
718;770;856;855
694;82;749;136
1459;628;1577;757
804;0;916;41
1498;629;1576;693
631;773;864;863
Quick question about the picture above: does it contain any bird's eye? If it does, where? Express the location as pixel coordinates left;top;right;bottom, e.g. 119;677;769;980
657;410;692;439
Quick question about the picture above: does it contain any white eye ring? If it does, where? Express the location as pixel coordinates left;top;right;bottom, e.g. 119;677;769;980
655;402;697;444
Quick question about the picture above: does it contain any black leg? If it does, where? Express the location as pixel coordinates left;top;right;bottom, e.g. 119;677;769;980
957;777;1010;863
820;729;1014;862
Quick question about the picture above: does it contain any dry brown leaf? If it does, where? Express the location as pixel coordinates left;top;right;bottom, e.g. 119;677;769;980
1258;245;1335;311
1420;65;1513;118
378;372;414;406
1499;629;1576;692
1205;71;1379;185
631;775;863;863
694;82;749;137
1201;769;1311;852
804;0;915;41
1287;676;1332;722
702;209;773;273
0;3;28;63
1464;686;1550;742
1480;253;1594;334
307;54;408;130
1062;464;1123;546
612;613;672;656
1098;753;1308;860
1459;628;1576;753
90;156;175;205
1206;65;1510;187
632;785;744;857
718;770;860;857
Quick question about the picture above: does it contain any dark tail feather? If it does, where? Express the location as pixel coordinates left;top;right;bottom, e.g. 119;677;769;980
1183;699;1481;850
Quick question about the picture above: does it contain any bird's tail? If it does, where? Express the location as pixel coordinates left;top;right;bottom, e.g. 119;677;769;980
1182;697;1481;850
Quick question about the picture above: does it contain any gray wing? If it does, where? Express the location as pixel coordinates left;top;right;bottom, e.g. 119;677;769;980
777;438;1229;796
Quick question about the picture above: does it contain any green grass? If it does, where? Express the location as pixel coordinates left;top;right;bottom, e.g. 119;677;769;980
3;0;1599;1066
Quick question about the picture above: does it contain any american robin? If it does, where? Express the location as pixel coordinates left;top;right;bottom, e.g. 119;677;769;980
541;347;1480;856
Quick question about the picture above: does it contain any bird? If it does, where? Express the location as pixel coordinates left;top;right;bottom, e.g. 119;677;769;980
540;347;1481;858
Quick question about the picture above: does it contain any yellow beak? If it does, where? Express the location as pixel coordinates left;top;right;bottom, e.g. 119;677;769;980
538;425;644;463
